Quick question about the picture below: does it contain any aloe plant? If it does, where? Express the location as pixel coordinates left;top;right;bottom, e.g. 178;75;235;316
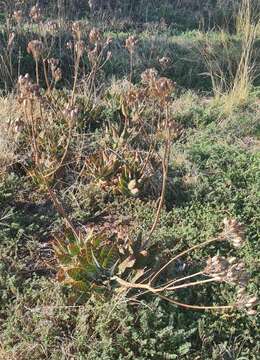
53;229;119;296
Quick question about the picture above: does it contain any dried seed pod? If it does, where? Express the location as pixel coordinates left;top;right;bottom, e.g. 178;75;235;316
72;21;83;40
47;58;60;69
204;256;250;286
18;74;41;100
89;28;101;44
236;290;258;315
30;4;42;23
13;10;23;24
27;40;44;60
125;35;138;54
141;68;158;85
159;56;171;69
204;255;230;280
52;68;62;82
45;20;58;33
154;77;174;99
222;218;245;248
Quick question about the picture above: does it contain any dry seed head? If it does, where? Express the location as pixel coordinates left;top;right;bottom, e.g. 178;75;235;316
47;58;61;81
72;21;83;40
236;290;258;315
18;74;40;99
125;35;138;53
222;218;245;248
154;77;174;99
52;68;62;82
125;88;145;106
204;255;230;279
27;40;44;60
159;56;171;69
47;58;60;69
141;68;158;85
13;10;23;24
30;4;42;23
225;261;249;286
45;20;58;33
75;40;85;58
204;256;250;286
89;28;101;44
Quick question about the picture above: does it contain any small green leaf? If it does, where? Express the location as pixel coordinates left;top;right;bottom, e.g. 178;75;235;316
67;267;87;282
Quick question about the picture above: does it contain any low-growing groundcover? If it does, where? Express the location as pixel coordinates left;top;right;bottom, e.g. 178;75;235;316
0;1;260;359
0;103;259;359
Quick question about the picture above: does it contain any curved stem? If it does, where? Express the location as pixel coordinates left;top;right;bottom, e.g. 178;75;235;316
165;278;217;291
159;271;204;289
150;237;220;284
156;293;234;311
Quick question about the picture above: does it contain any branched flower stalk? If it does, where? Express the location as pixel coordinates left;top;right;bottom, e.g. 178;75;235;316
112;220;257;313
71;40;85;105
27;40;44;86
125;35;138;82
142;75;174;249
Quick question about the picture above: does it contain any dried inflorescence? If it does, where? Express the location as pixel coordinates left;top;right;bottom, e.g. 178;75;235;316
13;10;23;24
204;256;249;286
48;58;59;69
52;67;62;82
72;21;83;40
153;77;174;100
222;218;245;248
141;68;158;85
30;4;42;23
45;20;58;33
125;35;138;54
27;40;44;60
89;28;101;44
18;74;41;101
48;58;62;82
141;68;174;102
159;56;171;69
125;87;146;107
236;288;258;315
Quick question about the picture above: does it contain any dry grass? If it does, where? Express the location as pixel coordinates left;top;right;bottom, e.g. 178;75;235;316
0;96;20;175
203;0;259;114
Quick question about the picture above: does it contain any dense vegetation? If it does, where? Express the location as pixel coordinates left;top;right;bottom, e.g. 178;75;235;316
0;1;259;359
